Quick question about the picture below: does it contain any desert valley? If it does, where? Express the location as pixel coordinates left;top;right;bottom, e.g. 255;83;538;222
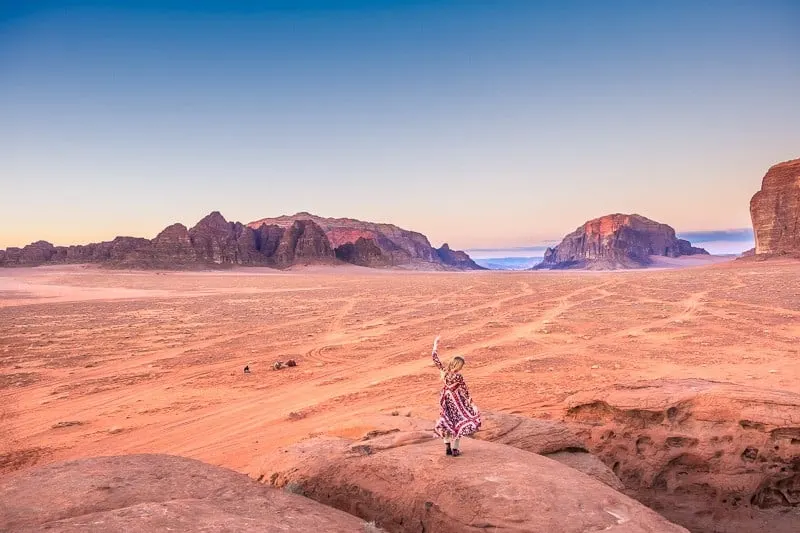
1;158;799;532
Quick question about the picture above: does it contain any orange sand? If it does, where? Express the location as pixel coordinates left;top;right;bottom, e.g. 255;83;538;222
1;261;798;479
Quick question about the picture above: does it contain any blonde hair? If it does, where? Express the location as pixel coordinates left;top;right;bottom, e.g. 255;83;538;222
440;356;465;381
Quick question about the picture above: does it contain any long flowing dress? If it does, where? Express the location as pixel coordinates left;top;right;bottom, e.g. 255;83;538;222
432;347;481;438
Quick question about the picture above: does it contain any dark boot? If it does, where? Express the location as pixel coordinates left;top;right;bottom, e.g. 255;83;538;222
445;443;452;455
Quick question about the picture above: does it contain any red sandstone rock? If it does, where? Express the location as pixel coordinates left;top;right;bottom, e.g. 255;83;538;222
565;379;800;533
151;223;198;265
535;214;708;270
271;219;335;267
475;411;623;490
260;431;687;533
750;158;800;256
0;454;366;532
435;243;485;270
248;212;482;270
1;211;479;271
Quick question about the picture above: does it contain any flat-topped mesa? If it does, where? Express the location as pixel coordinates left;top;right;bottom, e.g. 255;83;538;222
534;213;708;270
248;212;484;270
750;157;800;256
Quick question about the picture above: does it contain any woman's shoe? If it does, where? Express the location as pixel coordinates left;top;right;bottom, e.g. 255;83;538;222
445;444;453;455
451;449;461;457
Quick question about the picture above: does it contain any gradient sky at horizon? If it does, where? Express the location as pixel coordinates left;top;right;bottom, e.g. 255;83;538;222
2;0;799;250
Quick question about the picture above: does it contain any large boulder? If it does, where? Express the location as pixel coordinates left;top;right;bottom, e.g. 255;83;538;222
750;158;800;256
260;431;687;533
534;214;708;270
0;454;367;532
565;379;800;533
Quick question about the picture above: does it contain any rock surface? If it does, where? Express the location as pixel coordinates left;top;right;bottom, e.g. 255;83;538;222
750;158;800;256
0;454;367;532
249;212;483;270
260;431;687;533
534;213;708;270
475;411;624;490
435;243;485;270
337;411;623;490
565;379;800;533
1;212;479;271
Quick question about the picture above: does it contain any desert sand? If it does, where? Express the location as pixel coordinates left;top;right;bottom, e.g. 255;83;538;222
1;260;799;529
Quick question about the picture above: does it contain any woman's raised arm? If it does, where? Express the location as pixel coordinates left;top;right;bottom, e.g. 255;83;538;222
432;335;444;370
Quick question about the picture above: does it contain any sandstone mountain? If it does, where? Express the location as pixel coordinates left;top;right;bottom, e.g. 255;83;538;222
749;157;800;257
248;212;484;270
0;454;368;532
0;212;481;271
534;213;708;270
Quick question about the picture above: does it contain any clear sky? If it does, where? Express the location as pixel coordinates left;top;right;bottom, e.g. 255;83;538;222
2;0;798;250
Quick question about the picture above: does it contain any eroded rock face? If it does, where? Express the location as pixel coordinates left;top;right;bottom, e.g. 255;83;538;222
334;237;392;267
1;212;480;270
271;219;336;267
0;454;366;533
475;411;623;490
248;212;482;270
565;379;800;533
750;158;800;256
535;214;708;270
187;212;250;265
151;224;198;265
436;243;486;270
259;431;687;533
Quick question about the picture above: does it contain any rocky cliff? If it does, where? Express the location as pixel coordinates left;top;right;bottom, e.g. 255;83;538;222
248;212;484;270
749;158;800;257
534;214;708;270
1;211;480;271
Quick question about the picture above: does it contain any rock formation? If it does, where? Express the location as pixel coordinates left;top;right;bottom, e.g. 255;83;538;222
341;412;623;490
475;411;624;490
259;430;688;533
248;212;484;270
435;243;484;270
1;212;480;271
749;158;800;257
565;379;800;533
534;214;708;270
0;454;368;532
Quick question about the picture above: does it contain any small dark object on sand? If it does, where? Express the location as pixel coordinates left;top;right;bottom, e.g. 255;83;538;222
273;361;284;370
244;365;250;373
286;359;297;367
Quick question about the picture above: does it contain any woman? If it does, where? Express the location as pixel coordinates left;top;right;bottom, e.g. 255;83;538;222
431;335;481;456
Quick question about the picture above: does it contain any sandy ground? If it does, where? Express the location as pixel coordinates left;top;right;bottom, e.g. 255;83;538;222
1;260;799;480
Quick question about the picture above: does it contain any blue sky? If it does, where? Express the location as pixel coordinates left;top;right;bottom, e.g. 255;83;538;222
1;1;798;250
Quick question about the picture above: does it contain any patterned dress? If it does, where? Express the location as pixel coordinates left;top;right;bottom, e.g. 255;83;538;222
432;348;481;438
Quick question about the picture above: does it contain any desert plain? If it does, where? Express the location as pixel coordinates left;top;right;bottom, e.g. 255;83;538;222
1;260;799;531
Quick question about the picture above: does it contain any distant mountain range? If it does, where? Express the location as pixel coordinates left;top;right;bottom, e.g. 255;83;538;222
0;211;484;271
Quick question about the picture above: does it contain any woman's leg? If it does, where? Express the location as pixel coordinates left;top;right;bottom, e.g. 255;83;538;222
450;438;462;456
444;436;452;455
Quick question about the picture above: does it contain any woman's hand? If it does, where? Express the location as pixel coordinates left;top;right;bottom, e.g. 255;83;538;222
433;335;440;351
